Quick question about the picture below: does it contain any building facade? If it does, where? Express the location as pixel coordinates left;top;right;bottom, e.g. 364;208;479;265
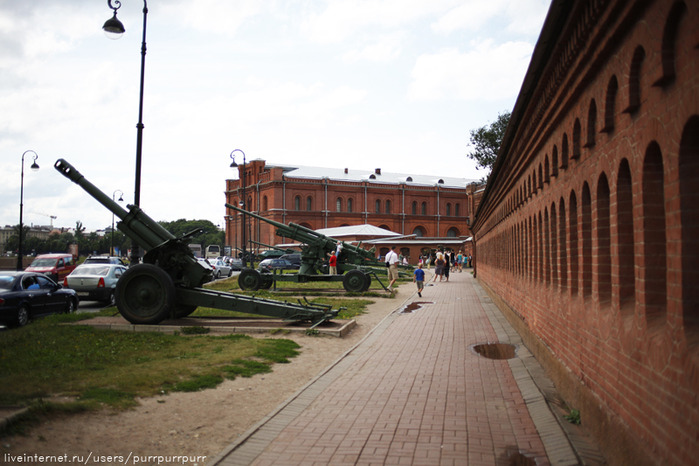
471;1;698;465
225;161;481;262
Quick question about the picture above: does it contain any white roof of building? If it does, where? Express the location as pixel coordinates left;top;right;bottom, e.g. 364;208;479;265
265;161;478;188
315;224;400;238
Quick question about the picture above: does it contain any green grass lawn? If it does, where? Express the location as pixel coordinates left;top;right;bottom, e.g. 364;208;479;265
0;275;407;433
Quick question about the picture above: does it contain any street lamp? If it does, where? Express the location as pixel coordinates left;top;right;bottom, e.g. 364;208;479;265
103;0;149;264
111;189;124;256
18;151;40;271
229;149;248;268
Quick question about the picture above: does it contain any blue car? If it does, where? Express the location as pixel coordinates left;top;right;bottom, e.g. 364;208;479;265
0;271;79;327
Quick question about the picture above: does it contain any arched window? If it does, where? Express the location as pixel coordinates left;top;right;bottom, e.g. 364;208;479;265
569;191;578;295
655;1;687;87
336;197;342;212
411;201;417;215
586;99;597;148
561;134;569;169
455;203;460;217
385;200;391;214
572;119;581;160
375;199;381;213
263;196;268;212
679;116;699;344
544;156;550;184
642;143;666;327
412;226;425;237
446;203;452;216
421;202;427;215
551;146;559;177
602;76;618;132
347;198;353;213
294;195;301;211
617;159;635;313
626;46;645;113
447;227;459;237
597;174;611;305
582;183;592;297
306;196;312;211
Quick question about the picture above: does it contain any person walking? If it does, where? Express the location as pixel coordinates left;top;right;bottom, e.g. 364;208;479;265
444;251;451;281
413;263;425;297
432;252;445;282
385;245;400;292
328;251;338;275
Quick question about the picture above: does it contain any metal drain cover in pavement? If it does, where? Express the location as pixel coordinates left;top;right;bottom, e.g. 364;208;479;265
470;342;516;360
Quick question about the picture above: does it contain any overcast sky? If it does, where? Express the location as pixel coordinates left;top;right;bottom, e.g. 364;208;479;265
0;0;549;231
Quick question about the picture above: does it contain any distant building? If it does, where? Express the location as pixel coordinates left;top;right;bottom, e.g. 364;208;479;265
471;1;698;465
225;160;483;262
0;224;53;253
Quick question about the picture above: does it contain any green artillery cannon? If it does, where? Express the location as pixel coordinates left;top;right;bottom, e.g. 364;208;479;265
54;159;340;327
226;203;413;293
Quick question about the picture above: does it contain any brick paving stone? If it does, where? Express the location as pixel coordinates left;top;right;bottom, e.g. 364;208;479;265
212;271;587;466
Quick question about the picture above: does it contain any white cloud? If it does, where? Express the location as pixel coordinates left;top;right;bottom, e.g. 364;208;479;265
408;39;534;102
342;32;405;63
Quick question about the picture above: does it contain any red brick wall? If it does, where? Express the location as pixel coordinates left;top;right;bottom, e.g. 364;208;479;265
472;1;698;464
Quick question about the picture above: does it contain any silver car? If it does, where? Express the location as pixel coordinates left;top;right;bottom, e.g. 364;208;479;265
209;258;232;279
63;264;127;306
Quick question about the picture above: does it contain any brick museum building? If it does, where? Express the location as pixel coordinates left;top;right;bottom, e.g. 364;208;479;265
224;161;482;262
470;1;698;465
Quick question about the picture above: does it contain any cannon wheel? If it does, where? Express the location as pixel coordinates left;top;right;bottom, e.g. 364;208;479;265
238;268;263;291
116;264;176;324
343;270;368;293
174;305;198;318
260;275;274;290
361;273;372;292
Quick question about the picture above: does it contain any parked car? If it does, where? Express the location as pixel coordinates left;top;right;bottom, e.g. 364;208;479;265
25;253;77;282
279;253;302;268
208;258;232;279
83;255;127;265
63;264;127;306
0;271;79;327
227;258;243;271
257;258;294;273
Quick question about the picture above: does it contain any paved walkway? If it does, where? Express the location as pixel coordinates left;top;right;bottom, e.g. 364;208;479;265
211;269;587;465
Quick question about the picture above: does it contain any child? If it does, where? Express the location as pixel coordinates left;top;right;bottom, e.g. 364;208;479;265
414;263;425;297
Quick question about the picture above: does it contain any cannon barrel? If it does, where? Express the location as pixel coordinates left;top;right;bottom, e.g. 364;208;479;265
55;158;176;250
226;202;374;259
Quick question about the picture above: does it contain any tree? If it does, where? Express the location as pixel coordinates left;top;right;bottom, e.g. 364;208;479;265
466;111;511;173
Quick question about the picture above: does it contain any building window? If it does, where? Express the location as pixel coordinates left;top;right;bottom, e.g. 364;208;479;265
412;201;417;215
294;196;301;211
455;203;460;217
626;46;645;113
602;75;618;132
413;226;425;237
447;227;458;237
421;202;427;215
347;198;353;213
586;99;597;148
306;196;312;211
375;199;381;213
446;203;452;216
336;197;342;212
385;200;391;214
263;196;268;212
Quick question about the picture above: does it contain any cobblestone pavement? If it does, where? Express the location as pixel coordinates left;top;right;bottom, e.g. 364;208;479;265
211;270;585;465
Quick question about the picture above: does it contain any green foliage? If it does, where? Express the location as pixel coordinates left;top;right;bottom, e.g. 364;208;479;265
466;111;511;173
564;408;581;424
158;219;224;252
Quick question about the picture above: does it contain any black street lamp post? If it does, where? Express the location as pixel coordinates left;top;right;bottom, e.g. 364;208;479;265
17;150;40;271
111;189;124;256
103;0;148;264
229;149;248;268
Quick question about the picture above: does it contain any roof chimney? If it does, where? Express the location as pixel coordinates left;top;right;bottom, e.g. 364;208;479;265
344;168;348;174
375;168;381;175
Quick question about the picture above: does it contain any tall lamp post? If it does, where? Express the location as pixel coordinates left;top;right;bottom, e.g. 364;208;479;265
17;150;40;271
103;0;148;264
229;149;248;268
111;189;124;256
